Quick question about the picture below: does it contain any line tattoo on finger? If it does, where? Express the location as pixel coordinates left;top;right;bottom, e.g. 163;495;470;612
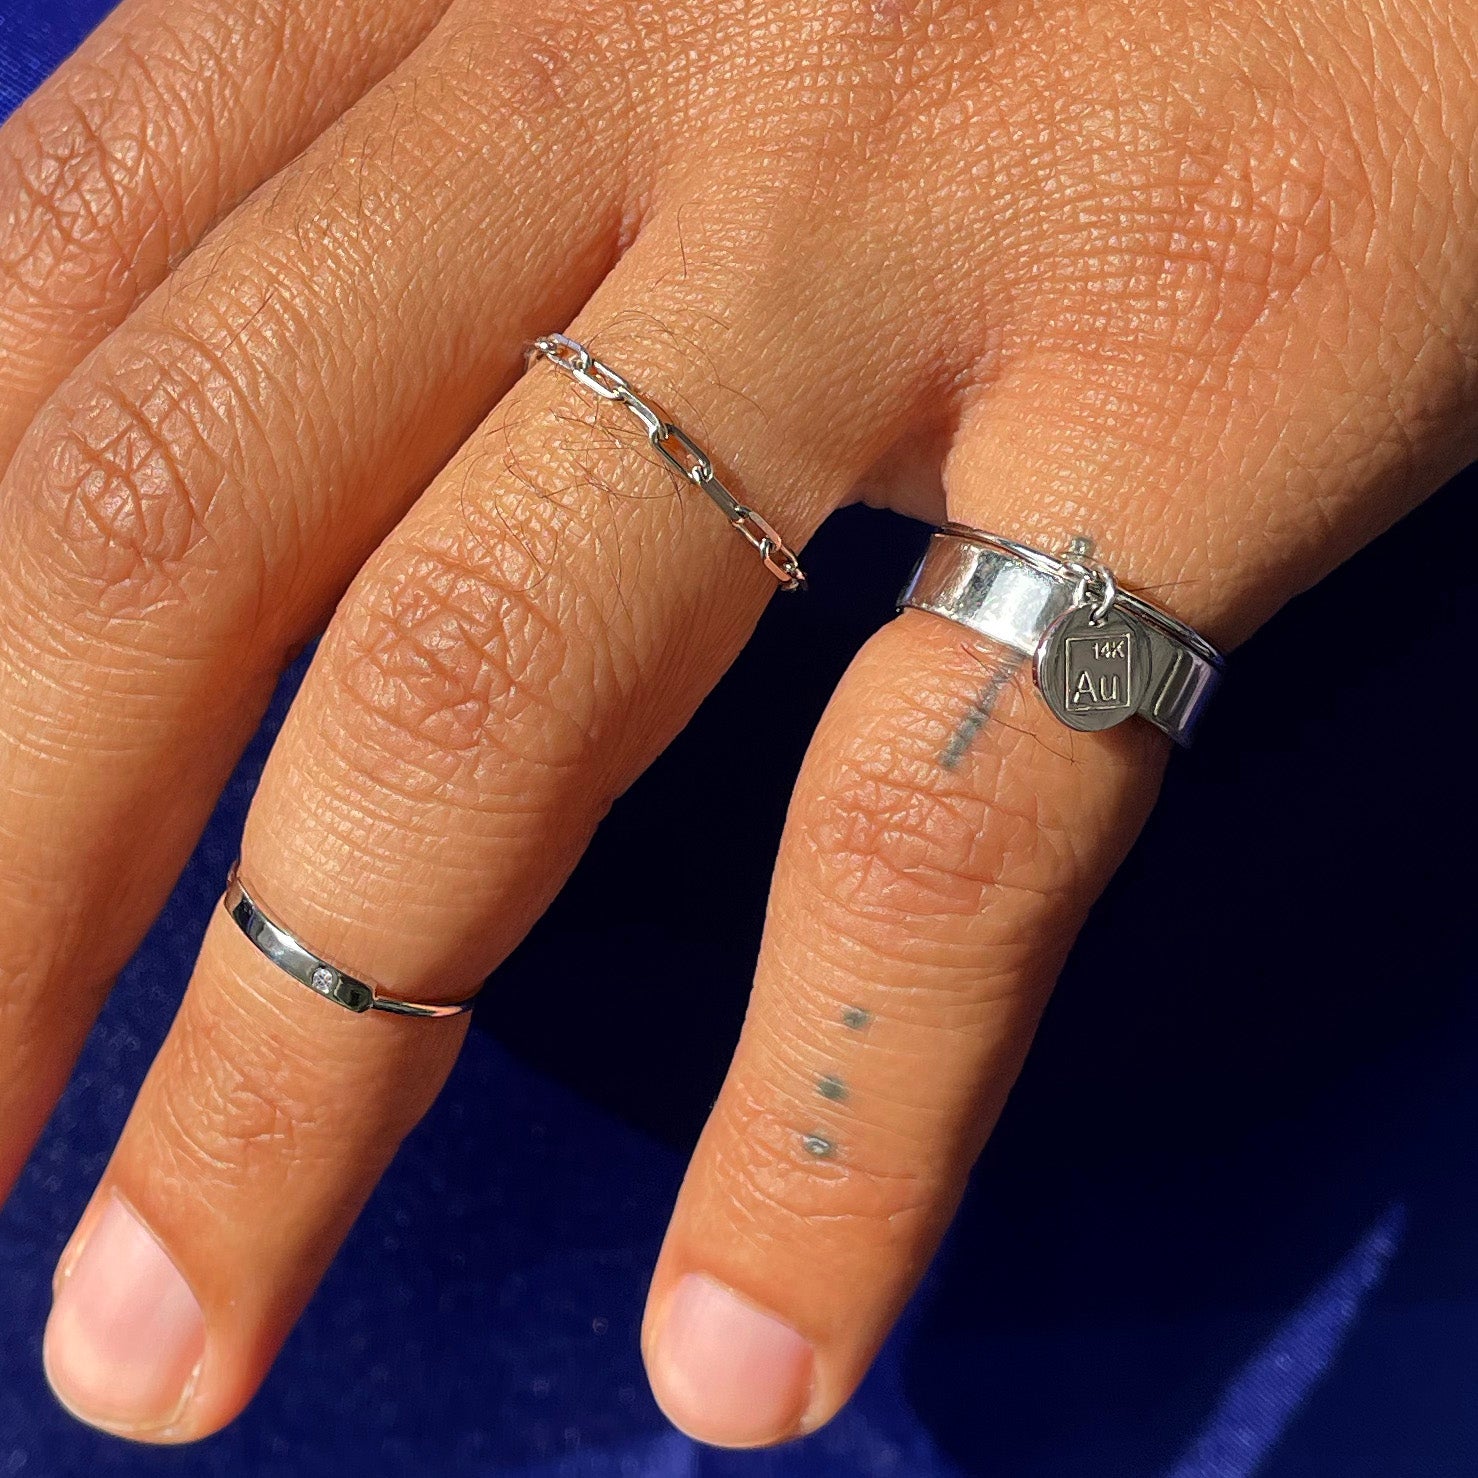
941;646;1023;769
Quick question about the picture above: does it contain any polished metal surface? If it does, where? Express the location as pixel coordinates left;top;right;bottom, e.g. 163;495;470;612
222;864;479;1019
526;333;807;591
899;525;1225;745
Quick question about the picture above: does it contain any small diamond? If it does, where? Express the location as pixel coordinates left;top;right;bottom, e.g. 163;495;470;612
310;966;339;996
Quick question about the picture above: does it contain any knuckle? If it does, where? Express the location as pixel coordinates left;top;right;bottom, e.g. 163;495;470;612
313;386;663;798
129;953;445;1208
17;371;227;623
0;82;156;310
321;531;593;792
803;737;1050;927
9;282;293;635
452;10;584;111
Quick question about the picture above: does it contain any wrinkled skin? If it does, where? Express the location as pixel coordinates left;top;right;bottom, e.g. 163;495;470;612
0;0;1473;1447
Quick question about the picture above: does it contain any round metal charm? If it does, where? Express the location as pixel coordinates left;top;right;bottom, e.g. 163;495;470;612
1033;604;1148;732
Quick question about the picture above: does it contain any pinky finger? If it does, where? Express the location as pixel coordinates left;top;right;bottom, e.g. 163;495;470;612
642;607;1167;1447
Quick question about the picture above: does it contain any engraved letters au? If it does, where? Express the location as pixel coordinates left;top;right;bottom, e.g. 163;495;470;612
1065;632;1132;713
1035;605;1144;732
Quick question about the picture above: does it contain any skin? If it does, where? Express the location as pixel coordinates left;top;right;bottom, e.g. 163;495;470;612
0;0;1474;1447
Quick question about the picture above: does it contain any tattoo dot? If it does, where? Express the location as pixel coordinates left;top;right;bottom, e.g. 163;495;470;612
841;1006;871;1031
817;1074;849;1102
801;1133;836;1159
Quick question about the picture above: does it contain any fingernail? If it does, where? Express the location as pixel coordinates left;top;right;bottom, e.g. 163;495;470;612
648;1273;814;1447
44;1195;205;1435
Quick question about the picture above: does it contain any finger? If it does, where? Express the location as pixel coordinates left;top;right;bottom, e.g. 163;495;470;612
634;76;1478;1432
0;11;633;1195
41;198;953;1438
636;195;1458;1440
0;0;452;470
641;607;1167;1446
45;911;467;1441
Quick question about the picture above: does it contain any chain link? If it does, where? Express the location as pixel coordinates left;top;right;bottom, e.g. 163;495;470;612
526;333;807;591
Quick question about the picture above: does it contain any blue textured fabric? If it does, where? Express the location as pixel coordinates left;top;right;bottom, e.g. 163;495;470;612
1;7;1476;1475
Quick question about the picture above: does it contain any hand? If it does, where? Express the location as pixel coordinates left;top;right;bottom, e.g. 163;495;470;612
1;0;1473;1447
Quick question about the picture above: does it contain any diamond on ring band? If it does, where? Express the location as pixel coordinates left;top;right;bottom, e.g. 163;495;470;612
221;864;479;1019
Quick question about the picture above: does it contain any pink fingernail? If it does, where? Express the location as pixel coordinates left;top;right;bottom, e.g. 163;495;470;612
648;1273;813;1447
44;1195;205;1434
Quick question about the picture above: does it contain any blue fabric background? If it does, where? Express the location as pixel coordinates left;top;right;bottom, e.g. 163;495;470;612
2;6;1476;1474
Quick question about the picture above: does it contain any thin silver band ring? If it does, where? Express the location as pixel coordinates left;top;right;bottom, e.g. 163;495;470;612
221;864;480;1019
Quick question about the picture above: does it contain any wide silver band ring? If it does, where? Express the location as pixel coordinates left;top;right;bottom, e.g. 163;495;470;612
899;524;1225;746
222;864;480;1019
